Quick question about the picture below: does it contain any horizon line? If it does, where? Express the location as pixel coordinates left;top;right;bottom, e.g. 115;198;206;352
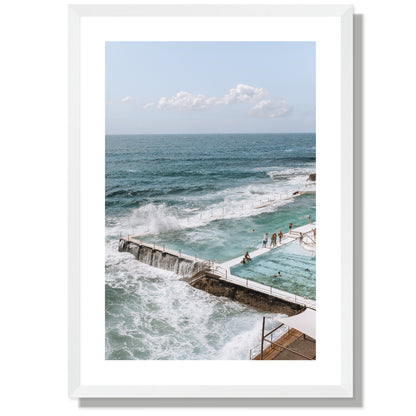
105;131;316;136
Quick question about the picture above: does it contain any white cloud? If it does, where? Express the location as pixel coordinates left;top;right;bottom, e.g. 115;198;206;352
120;96;132;103
142;84;290;118
219;84;269;105
248;99;291;118
157;91;217;111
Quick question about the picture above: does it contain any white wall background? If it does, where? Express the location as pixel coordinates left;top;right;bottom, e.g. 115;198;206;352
0;1;415;415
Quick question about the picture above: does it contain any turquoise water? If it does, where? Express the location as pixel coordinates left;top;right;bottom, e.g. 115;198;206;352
231;241;316;300
105;133;315;360
133;192;315;263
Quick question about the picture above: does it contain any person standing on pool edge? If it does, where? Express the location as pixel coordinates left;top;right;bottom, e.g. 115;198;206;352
270;232;277;248
278;229;283;244
262;232;268;248
289;222;293;234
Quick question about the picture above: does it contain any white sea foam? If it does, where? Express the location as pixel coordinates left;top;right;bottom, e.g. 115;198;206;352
216;316;281;360
105;234;274;359
106;167;314;238
106;240;270;359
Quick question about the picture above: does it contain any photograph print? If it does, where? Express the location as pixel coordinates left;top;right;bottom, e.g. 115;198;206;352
105;41;316;360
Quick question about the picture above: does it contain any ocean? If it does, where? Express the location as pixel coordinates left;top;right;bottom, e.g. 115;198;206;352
105;133;316;360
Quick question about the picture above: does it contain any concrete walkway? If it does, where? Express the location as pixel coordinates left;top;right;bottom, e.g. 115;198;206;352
221;222;316;269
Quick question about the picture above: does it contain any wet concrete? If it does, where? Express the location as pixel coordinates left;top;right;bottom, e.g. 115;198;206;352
191;274;304;315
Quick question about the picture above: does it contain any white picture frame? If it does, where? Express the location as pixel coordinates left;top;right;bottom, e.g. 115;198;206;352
69;4;353;399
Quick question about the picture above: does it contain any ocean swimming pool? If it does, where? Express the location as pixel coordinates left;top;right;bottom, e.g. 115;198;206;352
231;241;316;300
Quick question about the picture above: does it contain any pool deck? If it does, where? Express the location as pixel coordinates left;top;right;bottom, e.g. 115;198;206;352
221;222;316;269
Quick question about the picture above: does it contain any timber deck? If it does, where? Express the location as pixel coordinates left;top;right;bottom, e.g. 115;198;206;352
253;328;316;360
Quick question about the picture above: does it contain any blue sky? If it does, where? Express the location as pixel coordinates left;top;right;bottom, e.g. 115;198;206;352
106;42;315;134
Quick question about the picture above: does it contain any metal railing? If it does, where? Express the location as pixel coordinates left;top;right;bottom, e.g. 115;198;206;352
299;230;316;253
249;323;289;359
122;237;206;263
205;264;316;310
251;318;315;360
